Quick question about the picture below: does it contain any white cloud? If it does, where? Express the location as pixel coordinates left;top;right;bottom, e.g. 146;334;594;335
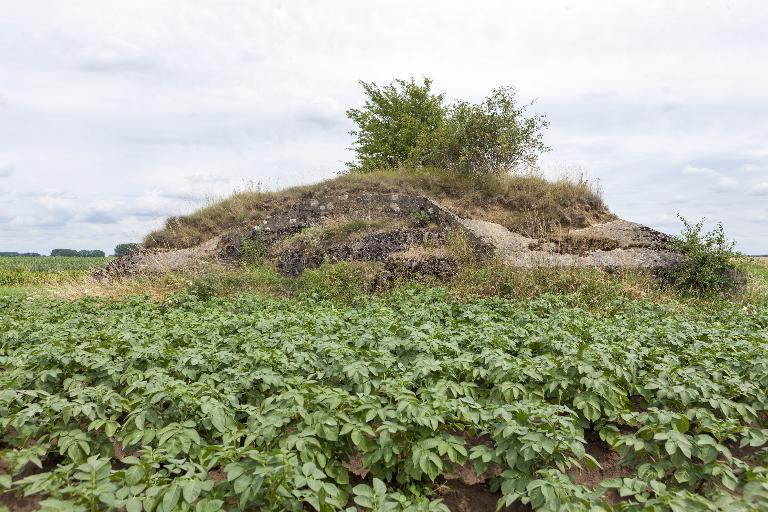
185;173;228;184
0;166;14;178
681;164;739;192
751;182;768;195
1;1;767;253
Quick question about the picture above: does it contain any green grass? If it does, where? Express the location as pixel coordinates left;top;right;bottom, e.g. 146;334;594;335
0;255;112;272
0;290;766;511
0;256;112;296
0;286;39;298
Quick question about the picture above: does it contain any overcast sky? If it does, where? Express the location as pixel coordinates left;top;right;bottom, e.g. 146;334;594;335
1;0;766;254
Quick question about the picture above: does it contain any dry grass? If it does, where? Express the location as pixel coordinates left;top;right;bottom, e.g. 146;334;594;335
48;254;768;310
144;167;612;250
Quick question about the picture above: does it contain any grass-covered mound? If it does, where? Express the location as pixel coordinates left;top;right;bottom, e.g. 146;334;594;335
144;168;611;250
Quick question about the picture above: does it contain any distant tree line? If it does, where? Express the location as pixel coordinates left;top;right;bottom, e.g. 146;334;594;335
50;249;106;257
0;252;42;257
2;243;138;257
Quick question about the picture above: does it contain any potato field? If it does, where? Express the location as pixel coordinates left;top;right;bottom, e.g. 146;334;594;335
1;289;767;511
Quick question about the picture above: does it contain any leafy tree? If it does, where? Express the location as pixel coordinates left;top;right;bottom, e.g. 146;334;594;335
346;77;445;171
114;243;139;257
346;77;549;175
431;87;549;175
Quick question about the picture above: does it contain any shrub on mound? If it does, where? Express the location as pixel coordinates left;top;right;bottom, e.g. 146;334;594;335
665;215;742;296
346;77;549;175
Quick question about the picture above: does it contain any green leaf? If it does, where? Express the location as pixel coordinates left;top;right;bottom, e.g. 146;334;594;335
195;499;224;512
162;484;181;512
125;497;142;512
372;478;387;496
183;480;202;504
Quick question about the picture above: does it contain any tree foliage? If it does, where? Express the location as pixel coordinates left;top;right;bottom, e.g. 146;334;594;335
346;78;446;171
346;77;549;175
114;243;139;257
666;215;740;295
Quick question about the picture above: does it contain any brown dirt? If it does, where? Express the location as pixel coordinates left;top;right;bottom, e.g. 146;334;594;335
0;460;41;512
725;440;768;466
344;453;369;479
437;480;529;512
0;493;43;512
567;433;631;505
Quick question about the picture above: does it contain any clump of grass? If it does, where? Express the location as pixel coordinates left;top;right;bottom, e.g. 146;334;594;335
448;263;662;307
144;167;611;250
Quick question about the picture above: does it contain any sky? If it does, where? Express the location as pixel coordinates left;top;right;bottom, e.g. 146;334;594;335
1;0;767;255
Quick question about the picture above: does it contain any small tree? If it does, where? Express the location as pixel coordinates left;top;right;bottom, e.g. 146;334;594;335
666;215;740;295
346;77;446;171
114;243;139;257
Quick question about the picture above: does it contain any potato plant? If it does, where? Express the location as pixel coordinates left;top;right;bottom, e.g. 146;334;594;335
0;290;767;511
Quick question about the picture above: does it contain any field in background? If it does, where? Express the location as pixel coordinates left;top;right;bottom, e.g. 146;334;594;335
0;256;112;297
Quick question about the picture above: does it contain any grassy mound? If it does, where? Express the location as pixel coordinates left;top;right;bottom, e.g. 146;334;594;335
144;168;611;250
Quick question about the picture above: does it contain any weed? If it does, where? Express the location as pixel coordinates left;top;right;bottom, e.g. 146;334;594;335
664;215;741;296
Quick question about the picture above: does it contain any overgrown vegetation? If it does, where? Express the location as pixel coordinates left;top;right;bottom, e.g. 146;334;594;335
665;216;740;296
1;290;767;511
346;78;548;175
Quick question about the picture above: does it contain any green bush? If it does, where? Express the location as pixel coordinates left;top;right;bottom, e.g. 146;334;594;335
430;87;549;175
114;243;138;257
346;77;445;171
666;215;740;295
346;77;548;175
